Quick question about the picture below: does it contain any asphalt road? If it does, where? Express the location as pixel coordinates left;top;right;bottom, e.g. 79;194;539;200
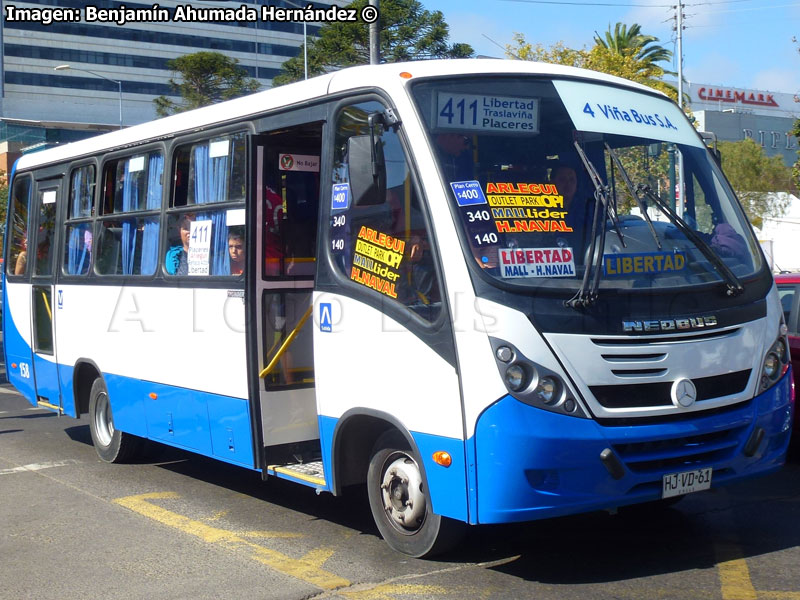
1;385;799;600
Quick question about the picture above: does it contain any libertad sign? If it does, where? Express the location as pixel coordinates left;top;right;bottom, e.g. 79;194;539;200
697;87;779;108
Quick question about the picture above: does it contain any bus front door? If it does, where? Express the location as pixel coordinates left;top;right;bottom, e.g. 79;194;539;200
30;181;62;412
250;122;325;479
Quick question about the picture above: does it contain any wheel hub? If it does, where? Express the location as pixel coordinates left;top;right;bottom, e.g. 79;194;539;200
380;455;426;533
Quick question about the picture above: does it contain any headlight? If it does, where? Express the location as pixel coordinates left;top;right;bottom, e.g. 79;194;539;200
505;364;527;391
535;376;558;404
490;337;588;418
763;353;780;379
760;327;790;392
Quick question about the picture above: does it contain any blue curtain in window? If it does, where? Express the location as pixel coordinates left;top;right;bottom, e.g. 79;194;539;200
193;144;229;275
140;154;163;275
67;168;89;274
121;160;139;275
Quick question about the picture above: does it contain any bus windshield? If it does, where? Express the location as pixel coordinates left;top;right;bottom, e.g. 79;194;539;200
410;76;763;294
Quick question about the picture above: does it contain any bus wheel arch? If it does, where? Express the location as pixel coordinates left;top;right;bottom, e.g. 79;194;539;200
87;375;141;463
73;359;102;417
331;411;403;493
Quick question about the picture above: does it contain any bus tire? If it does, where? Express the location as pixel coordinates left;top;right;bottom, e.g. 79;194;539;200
88;378;140;463
366;430;464;558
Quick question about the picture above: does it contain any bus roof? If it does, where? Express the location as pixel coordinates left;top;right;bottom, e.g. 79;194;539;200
13;59;660;173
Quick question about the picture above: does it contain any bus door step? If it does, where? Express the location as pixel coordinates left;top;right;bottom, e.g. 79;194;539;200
267;460;326;488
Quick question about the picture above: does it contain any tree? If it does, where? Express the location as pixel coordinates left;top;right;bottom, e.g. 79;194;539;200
718;138;795;227
272;0;473;86
507;24;677;101
593;23;673;71
792;117;800;190
154;52;261;117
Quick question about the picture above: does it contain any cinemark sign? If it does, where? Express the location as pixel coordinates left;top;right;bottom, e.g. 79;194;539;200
697;87;779;108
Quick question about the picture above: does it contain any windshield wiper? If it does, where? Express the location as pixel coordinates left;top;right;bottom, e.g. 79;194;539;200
566;140;625;309
605;143;662;251
635;183;744;297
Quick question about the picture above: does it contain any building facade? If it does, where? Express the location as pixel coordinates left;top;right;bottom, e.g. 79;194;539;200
0;0;338;168
689;82;800;167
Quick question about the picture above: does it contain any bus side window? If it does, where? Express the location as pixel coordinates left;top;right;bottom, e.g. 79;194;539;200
331;102;442;322
166;133;246;277
7;175;32;277
63;164;96;276
96;152;163;276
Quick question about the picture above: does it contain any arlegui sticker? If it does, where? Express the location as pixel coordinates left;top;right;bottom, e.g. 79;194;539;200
499;247;575;278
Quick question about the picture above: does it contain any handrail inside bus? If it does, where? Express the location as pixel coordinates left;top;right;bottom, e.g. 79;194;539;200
258;304;313;378
41;289;52;321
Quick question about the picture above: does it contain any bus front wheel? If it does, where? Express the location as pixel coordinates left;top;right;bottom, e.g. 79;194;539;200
88;378;140;463
366;430;463;558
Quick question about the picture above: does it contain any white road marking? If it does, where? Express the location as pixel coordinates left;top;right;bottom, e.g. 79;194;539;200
0;460;79;476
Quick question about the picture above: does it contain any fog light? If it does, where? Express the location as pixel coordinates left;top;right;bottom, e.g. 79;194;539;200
505;364;527;391
564;398;576;413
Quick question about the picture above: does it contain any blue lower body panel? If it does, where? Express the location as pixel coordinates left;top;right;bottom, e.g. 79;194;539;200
473;371;793;524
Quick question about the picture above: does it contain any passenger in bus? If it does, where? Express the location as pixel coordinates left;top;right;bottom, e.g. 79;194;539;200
551;163;578;210
228;228;245;276
165;214;192;275
435;132;473;181
14;237;27;275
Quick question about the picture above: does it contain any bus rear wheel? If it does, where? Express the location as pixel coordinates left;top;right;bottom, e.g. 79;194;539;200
88;378;141;463
366;430;463;558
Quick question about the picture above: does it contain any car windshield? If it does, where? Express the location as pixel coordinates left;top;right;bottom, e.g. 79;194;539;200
409;76;762;294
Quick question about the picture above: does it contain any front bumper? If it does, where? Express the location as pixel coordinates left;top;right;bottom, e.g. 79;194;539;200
473;369;793;524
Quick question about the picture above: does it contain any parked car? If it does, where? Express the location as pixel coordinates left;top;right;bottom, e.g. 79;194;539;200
775;273;800;433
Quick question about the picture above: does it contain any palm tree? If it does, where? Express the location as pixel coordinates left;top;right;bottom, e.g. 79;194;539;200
594;23;674;73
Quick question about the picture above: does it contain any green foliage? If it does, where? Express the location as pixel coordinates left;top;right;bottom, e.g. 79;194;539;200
154;52;261;117
507;23;677;102
272;0;473;86
718;138;795;227
792;118;800;190
593;23;673;71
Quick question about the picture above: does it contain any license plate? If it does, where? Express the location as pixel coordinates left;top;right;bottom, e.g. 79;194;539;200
662;467;712;499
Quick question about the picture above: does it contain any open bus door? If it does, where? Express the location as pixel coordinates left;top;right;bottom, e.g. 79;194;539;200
30;178;63;413
248;119;326;485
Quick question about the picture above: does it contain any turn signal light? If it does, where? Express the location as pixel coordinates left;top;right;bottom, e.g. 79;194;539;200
10;363;17;369
399;71;413;79
432;451;452;467
149;392;158;400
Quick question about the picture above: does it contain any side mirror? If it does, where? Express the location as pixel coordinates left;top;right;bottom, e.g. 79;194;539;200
347;133;386;207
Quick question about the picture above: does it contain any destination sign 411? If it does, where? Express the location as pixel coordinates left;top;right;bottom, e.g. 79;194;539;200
437;93;539;133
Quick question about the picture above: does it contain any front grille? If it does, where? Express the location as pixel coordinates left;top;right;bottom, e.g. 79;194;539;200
612;426;747;474
590;369;751;409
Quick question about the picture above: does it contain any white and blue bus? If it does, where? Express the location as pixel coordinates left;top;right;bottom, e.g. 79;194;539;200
3;60;794;557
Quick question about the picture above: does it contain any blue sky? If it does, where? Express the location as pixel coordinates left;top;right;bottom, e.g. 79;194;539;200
423;0;800;94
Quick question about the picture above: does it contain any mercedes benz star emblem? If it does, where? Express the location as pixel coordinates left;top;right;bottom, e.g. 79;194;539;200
671;378;697;408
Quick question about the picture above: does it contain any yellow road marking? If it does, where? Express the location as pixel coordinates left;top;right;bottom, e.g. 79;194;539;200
341;584;452;600
716;542;757;600
113;492;349;590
